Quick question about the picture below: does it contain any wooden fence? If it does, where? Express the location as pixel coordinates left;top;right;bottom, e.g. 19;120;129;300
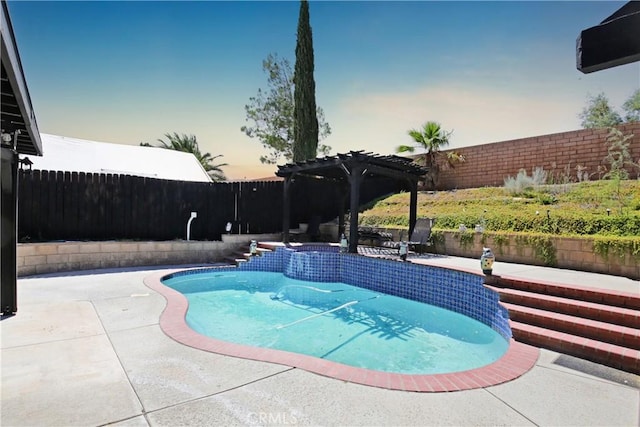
17;170;400;242
18;171;280;242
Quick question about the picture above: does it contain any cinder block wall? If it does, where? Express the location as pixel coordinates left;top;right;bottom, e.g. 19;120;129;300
434;231;639;280
436;123;640;190
17;233;281;277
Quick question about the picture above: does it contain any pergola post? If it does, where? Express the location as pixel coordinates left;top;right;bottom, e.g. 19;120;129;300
348;165;363;253
408;178;418;238
282;176;292;243
338;185;347;238
1;146;18;315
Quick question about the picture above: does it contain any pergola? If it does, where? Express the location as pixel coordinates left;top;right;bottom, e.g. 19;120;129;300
1;1;43;315
276;151;428;253
577;1;640;73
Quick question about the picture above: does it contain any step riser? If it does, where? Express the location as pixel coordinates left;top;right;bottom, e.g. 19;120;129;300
495;278;640;310
509;310;640;350
486;280;640;375
500;294;640;329
512;328;640;375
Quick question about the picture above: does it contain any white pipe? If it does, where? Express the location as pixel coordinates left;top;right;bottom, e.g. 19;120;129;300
186;211;197;241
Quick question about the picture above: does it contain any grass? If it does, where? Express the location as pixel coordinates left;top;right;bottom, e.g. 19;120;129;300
359;180;640;237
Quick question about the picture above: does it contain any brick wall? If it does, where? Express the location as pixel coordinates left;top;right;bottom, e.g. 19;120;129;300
436;123;640;190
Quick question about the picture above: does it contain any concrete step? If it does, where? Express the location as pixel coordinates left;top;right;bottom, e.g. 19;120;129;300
503;302;640;350
242;247;272;257
486;285;640;329
510;321;640;375
223;250;245;265
489;277;640;310
230;243;274;266
223;246;253;266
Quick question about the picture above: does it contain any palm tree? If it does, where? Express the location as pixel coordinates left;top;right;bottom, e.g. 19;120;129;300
396;121;457;189
152;133;228;181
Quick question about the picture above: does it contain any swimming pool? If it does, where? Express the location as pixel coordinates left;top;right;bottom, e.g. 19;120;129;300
147;244;539;392
163;270;509;375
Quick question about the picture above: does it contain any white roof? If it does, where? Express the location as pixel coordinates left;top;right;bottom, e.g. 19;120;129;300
29;134;212;183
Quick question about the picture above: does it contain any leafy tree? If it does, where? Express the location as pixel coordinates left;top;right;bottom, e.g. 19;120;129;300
142;133;228;181
397;121;461;190
622;89;640;123
293;0;319;162
242;52;331;164
242;54;294;164
579;92;622;128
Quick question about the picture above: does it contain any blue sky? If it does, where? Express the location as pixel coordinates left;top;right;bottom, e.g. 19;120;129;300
8;1;639;180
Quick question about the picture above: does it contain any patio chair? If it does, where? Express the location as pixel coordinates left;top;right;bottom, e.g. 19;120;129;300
382;218;435;254
407;218;434;254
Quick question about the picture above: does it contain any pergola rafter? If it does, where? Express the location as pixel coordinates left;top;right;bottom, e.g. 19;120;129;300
276;151;428;253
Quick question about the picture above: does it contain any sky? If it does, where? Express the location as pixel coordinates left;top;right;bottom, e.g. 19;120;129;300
7;1;640;181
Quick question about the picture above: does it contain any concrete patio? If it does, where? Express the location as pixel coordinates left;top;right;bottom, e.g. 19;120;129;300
1;257;638;426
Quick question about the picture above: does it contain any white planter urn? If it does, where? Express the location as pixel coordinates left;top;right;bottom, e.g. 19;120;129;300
481;247;495;275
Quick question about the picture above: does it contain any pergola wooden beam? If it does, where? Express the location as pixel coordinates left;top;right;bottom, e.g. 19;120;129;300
277;151;427;253
577;1;640;74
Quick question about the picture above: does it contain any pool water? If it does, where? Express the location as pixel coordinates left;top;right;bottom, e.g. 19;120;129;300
163;270;509;375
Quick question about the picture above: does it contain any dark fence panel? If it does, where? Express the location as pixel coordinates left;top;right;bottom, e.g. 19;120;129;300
17;171;286;242
238;181;284;235
17;170;399;243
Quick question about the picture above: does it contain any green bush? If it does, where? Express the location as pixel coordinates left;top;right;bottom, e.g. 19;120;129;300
358;181;640;237
593;236;640;259
515;234;557;266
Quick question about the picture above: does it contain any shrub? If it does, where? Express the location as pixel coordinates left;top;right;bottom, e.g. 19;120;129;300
531;167;548;186
358;181;640;237
536;193;557;205
515;234;557;266
504;167;547;195
504;169;534;194
593;236;640;259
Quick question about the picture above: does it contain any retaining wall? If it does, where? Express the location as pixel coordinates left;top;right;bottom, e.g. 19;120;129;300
432;231;639;280
17;233;281;277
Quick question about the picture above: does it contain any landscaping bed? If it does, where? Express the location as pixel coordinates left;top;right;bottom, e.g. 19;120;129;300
359;181;640;278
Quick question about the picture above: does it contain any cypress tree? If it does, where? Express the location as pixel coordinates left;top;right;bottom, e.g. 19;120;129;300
293;0;319;162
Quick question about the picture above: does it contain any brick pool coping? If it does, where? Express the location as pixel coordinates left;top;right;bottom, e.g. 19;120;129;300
144;270;539;392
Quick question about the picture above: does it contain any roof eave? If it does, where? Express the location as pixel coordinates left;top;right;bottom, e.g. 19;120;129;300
1;1;42;156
